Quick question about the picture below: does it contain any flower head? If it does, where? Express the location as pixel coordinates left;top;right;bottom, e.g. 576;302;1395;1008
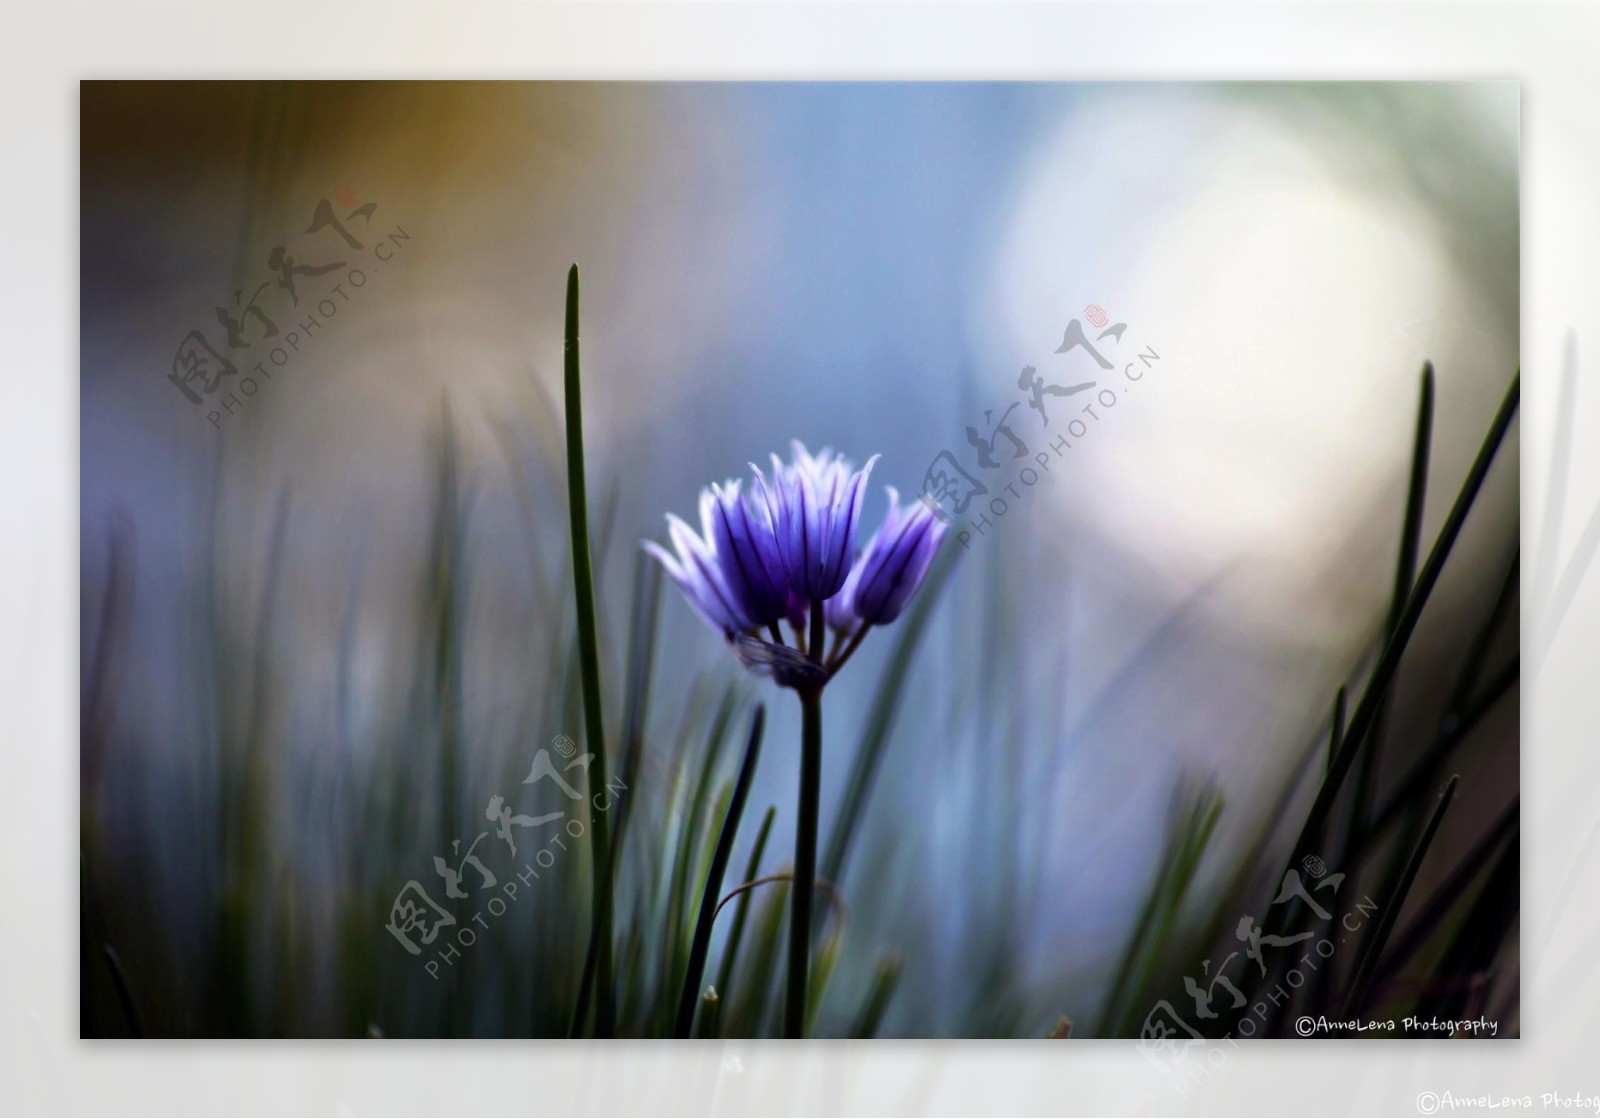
647;445;946;690
754;441;878;602
642;479;787;638
827;486;946;630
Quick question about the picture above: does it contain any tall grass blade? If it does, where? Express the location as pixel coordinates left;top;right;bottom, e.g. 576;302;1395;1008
1374;798;1517;981
805;928;842;1035
1443;550;1519;726
1327;686;1346;776
1363;657;1517;848
562;263;616;1036
849;955;903;1039
1342;774;1460;1016
730;879;788;1037
1099;779;1223;1037
662;687;739;1029
1279;371;1517;885
1350;364;1433;833
675;706;765;1037
1414;820;1518;1022
714;805;775;1011
611;550;663;859
844;954;896;1043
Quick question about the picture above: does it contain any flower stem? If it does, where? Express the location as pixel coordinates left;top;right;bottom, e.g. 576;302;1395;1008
787;685;822;1038
808;598;824;670
786;598;827;1038
826;624;872;677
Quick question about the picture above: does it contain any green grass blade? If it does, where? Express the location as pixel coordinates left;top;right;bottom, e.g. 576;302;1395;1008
1350;364;1433;828
1326;685;1346;775
849;955;904;1038
714;805;775;1010
1443;549;1519;724
610;549;663;860
562;263;615;1036
662;687;738;1029
1115;788;1224;1037
1279;370;1517;881
1361;550;1518;908
675;706;766;1037
1372;798;1516;982
730;879;788;1037
1098;779;1223;1037
1362;656;1517;845
1389;363;1435;636
805;928;841;1035
1413;817;1519;1023
1342;774;1460;1016
1184;721;1327;1006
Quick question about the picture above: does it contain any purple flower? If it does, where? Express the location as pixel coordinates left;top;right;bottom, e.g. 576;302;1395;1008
827;486;946;630
753;441;878;602
648;445;948;689
642;480;788;638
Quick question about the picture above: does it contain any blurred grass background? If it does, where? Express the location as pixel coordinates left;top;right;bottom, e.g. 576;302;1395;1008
79;81;1519;1037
